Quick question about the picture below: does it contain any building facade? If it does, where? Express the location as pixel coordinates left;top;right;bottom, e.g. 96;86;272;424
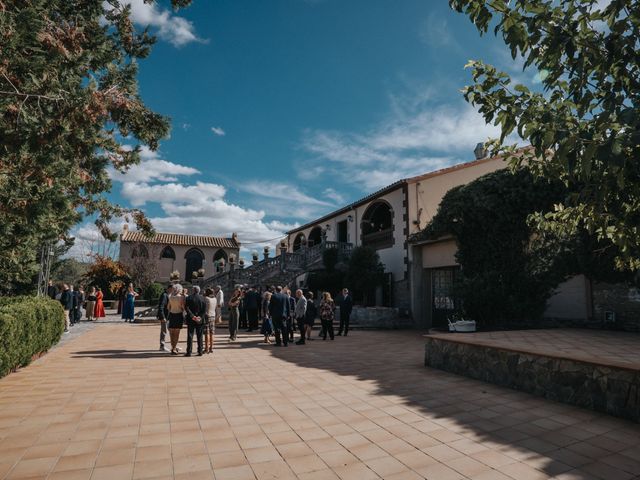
286;152;593;328
119;226;241;283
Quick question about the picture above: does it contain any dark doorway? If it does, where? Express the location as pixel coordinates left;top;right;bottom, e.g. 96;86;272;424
337;220;348;243
293;233;305;251
185;248;204;281
308;226;322;247
431;267;460;329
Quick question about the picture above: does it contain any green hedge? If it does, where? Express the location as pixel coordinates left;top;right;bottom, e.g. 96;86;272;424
143;282;165;302
0;296;65;377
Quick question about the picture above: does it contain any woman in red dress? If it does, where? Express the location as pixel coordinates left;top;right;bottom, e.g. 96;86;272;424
94;287;106;319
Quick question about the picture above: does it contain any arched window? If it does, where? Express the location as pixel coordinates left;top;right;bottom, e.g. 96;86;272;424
308;227;322;247
131;244;149;258
361;201;394;250
213;249;228;262
293;233;306;251
184;248;204;281
160;246;175;259
213;249;228;273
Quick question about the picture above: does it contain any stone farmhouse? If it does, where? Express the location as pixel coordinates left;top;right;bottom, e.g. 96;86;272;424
119;226;241;283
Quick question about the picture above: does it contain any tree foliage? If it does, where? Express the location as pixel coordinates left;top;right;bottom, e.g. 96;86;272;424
83;255;129;299
423;168;632;326
0;0;191;293
449;0;640;271
344;246;385;305
424;169;568;325
50;258;89;287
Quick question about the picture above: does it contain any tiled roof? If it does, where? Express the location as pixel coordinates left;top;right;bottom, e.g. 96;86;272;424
121;230;240;249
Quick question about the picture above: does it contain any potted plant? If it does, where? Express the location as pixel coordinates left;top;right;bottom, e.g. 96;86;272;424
170;270;180;282
197;268;205;278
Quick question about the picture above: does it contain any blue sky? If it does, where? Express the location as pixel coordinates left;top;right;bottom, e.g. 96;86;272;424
74;0;534;257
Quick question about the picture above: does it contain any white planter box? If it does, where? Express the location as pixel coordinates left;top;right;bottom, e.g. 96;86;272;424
448;320;477;332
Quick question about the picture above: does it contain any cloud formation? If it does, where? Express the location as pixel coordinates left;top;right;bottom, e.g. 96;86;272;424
301;99;502;190
211;127;226;136
112;0;206;47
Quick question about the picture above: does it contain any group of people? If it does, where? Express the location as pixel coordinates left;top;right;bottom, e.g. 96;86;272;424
156;283;354;355
156;284;224;355
48;281;105;332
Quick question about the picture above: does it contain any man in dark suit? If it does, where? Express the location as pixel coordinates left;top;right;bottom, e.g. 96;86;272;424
59;284;73;333
157;285;171;351
244;286;261;332
185;285;207;356
268;286;290;346
337;288;353;336
47;280;57;300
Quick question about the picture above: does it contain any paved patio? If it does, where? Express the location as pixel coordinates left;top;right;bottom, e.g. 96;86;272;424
1;324;639;480
425;329;640;370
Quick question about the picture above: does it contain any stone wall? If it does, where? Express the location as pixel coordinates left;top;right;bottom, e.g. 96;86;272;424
345;306;414;329
592;282;640;332
424;337;640;422
393;279;411;312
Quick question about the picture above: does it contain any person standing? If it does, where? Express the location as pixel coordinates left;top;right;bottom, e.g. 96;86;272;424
304;292;317;341
74;286;85;324
157;285;171;351
85;287;97;322
227;288;241;342
244;286;261;332
269;286;290;346
47;280;57;300
214;285;224;325
68;285;78;326
260;291;273;343
94;287;106;320
337;288;353;336
320;292;336;340
294;289;308;345
204;288;217;354
185;285;206;356
285;288;296;342
122;284;138;323
167;284;185;355
239;287;248;330
59;284;73;333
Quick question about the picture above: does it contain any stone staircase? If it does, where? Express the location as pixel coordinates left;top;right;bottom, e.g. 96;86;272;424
201;241;352;294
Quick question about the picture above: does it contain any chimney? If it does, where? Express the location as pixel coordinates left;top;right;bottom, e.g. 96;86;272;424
122;224;129;232
474;142;487;160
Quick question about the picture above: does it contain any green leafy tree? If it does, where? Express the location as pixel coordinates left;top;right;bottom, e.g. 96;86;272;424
450;0;640;271
0;0;192;294
422;169;570;326
50;258;90;287
344;246;384;305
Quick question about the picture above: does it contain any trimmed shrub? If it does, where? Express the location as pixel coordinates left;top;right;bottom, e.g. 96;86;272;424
143;282;165;302
0;296;65;377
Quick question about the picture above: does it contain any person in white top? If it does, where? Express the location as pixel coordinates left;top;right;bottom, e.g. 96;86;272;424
203;288;217;354
214;285;224;325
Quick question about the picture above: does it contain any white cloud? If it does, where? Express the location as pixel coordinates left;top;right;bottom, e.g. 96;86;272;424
240;181;333;207
108;145;200;183
419;13;461;51
106;0;206;47
322;188;346;204
211;127;226;136
122;181;226;207
301;100;505;190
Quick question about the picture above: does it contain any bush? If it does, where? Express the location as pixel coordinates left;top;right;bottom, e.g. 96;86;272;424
0;296;65;377
143;282;166;302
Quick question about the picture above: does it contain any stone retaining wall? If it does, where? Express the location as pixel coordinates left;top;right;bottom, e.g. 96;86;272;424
346;306;414;329
424;337;640;422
